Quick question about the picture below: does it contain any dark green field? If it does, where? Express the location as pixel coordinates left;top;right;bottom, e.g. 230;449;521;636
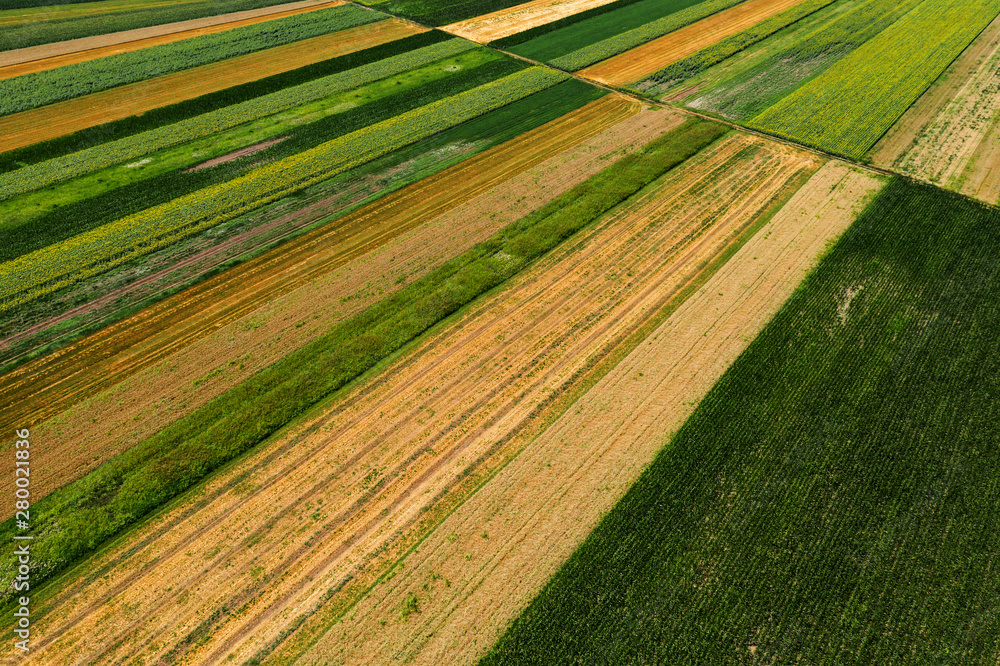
483;179;1000;665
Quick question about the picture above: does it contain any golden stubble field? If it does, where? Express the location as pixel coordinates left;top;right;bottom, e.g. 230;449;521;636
6;133;846;665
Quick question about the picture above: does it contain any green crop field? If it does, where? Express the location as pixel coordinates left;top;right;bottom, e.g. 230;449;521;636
748;0;1000;158
483;178;1000;665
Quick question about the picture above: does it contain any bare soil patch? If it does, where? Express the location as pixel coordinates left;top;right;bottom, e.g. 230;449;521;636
871;13;1000;201
299;161;884;666
442;0;621;42
579;0;809;86
185;135;290;171
0;0;342;78
0;19;423;153
0;97;666;516
6;134;823;665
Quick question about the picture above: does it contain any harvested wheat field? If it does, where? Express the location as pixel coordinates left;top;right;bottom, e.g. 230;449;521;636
579;0;808;86
0;97;675;514
0;19;423;152
870;13;1000;202
442;0;620;42
0;0;342;78
298;160;885;666
3;133;822;665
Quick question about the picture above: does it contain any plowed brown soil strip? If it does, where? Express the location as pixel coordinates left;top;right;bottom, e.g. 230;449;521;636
579;0;808;85
0;0;343;80
0;19;420;153
442;0;620;42
9;134;821;666
304;162;884;666
0;96;652;512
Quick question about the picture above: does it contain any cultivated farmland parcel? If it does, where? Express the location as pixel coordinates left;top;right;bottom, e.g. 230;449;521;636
2;0;1000;663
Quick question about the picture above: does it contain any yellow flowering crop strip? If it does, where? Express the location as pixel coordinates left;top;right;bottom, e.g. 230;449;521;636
749;0;1000;159
0;67;567;311
0;39;476;201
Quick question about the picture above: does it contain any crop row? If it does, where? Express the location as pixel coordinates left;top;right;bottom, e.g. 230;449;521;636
0;4;382;117
357;0;525;26
0;38;477;201
0;67;568;309
750;0;1000;159
640;0;835;91
549;0;745;71
491;0;646;49
482;178;1000;665
0;116;726;613
0;0;294;52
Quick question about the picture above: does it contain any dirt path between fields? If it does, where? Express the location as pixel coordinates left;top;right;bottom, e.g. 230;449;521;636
2;98;671;518
870;13;1000;203
185;135;290;171
0;19;422;153
579;0;809;85
0;0;342;78
442;0;621;42
8;134;822;665
301;161;885;666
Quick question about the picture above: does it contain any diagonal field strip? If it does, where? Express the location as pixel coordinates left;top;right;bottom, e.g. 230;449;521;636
0;18;425;153
578;0;810;85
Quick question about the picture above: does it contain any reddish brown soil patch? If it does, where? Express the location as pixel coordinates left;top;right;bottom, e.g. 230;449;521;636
185;135;290;171
0;0;342;79
0;19;424;153
579;0;809;85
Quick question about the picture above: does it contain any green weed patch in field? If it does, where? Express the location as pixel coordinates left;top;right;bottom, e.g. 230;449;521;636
0;116;726;614
482;178;1000;665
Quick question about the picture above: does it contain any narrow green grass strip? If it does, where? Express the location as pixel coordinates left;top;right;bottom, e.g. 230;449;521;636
0;117;727;609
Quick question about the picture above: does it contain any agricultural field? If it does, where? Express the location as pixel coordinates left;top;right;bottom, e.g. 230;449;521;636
3;0;999;663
